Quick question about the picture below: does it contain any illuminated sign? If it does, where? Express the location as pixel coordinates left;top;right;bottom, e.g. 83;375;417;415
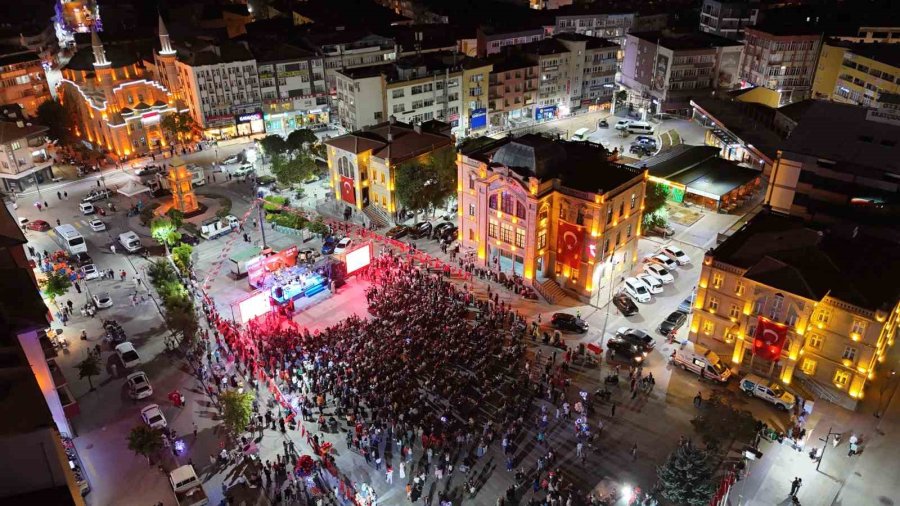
469;108;487;129
235;290;272;323
237;112;262;123
140;111;160;125
344;243;372;275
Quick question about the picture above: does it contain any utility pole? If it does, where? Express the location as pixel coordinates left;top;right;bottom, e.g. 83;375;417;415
257;201;268;249
816;426;838;471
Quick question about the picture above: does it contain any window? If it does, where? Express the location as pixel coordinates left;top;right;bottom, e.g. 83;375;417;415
576;208;585;225
392;104;405;113
800;358;817;376
626;224;632;238
735;281;745;296
729;304;740;319
516;201;526;219
392;89;405;99
515;228;525;248
603;238;610;254
702;320;714;336
500;223;514;244
606;206;613;224
488;221;498;238
815;309;831;325
833;369;851;388
468;203;475;216
501;193;515;214
468;173;476;190
538;206;548;222
469;229;475;241
708;297;719;312
488;194;498;210
841;346;858;362
807;333;824;350
538;231;547;249
712;272;723;289
851;320;867;336
630;193;636;209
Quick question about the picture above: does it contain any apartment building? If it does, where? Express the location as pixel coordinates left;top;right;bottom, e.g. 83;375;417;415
476;26;546;57
555;33;619;110
0;48;50;118
620;31;743;115
740;21;823;106
0;119;52;192
553;6;668;49
250;43;329;136
176;40;263;137
834;26;900;45
487;53;539;129
764;100;899;237
457;134;646;303
303;30;396;93
460;59;492;136
689;211;900;410
812;41;900;108
521;38;572;121
698;0;760;41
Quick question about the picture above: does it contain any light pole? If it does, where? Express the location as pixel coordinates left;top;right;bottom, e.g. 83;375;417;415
594;256;620;346
816;426;840;471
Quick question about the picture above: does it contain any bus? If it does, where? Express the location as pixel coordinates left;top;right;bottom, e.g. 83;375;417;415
53;224;87;255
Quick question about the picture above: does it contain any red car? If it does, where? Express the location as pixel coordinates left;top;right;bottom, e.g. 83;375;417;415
26;219;51;231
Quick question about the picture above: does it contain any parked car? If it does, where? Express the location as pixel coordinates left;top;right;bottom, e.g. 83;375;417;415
116;342;142;369
614;119;631;131
334;237;353;254
81;264;100;280
135;166;160;176
410;221;433;239
89;219;106;232
623;277;651;303
438;224;458;242
82;189;111;202
127;371;153;399
25;219;51;231
673;342;731;383
385;225;410;240
637;274;663;294
678;295;694;314
648;253;677;270
321;236;337;255
629;144;653;156
222;154;241;165
643;263;674;284
661;245;691;265
612;293;639;316
740;374;796;411
92;292;113;309
658;310;687;335
69;252;93;267
551;313;589;333
79;202;96;215
615;327;655;352
606;337;644;364
140;404;167;429
635;135;657;146
432;222;455;239
598;119;609;128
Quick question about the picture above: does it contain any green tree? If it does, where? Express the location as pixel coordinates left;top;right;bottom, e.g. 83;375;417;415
691;393;757;453
259;134;288;158
270;151;317;187
395;148;457;215
147;259;178;287
150;216;181;251
642;182;671;230
127;425;164;464
36;99;74;145
40;271;72;303
160;112;197;146
165;209;185;229
164;302;199;345
76;353;102;391
307;217;330;237
221;389;255;437
656;441;716;506
172;243;193;275
286;128;318;153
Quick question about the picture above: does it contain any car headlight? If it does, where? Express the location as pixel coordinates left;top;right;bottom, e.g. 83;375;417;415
635;356;643;362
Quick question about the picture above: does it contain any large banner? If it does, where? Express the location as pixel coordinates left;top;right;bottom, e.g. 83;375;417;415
340;176;356;205
556;221;585;269
752;316;788;361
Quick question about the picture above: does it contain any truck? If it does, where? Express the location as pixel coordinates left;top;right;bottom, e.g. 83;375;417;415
118;231;143;253
169;465;208;506
200;215;240;240
739;374;796;411
673;342;731;383
229;246;262;277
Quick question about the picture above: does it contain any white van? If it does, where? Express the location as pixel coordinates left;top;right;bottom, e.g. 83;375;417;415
627;121;654;135
570;128;591;141
118;231;143;253
79;202;95;215
673;342;731;383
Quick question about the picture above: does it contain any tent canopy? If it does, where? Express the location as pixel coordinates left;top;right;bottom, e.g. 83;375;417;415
117;178;151;197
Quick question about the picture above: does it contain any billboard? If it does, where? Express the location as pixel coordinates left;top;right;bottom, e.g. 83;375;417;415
535;105;557;121
235;290;272;323
345;243;372;275
469;108;487;130
752;316;788;361
340;176;356;204
556;220;585;269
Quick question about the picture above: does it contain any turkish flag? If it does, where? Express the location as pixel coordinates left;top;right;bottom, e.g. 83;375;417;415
340;176;356;204
752;316;788;361
556;220;584;269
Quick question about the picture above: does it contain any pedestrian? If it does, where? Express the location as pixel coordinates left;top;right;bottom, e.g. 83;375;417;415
56;218;61;226
610;401;617;417
790;477;802;497
110;244;117;254
576;441;583;458
386;465;393;484
57;191;62;200
631;443;638;461
64;191;68;199
193;422;198;439
694;391;703;408
74;281;81;294
120;270;126;281
43;200;48;209
97;180;101;188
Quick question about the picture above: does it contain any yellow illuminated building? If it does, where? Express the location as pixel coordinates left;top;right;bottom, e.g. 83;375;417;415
812;40;900;108
689;211;900;410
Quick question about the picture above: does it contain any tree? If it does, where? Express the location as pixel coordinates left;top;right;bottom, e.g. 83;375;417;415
36;99;74;145
150;216;181;251
691;393;757;452
286;128;318;153
221;389;255;437
172;243;193;275
307;217;330;237
147;259;178;286
165;209;185;229
656;441;716;506
258;134;288;158
164;303;199;345
160;112;197;146
395;148;457;215
40;271;72;303
642;182;671;230
76;353;101;391
270;151;317;187
127;425;164;464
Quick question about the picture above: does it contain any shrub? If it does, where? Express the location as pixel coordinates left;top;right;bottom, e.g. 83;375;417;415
263;195;289;213
139;203;161;227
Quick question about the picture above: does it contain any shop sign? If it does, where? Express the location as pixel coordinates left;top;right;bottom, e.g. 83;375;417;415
469;108;487;129
236;112;263;123
535;105;557;121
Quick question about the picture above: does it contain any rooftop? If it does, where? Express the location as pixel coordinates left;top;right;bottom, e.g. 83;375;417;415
325;120;452;162
629;30;743;50
833;41;900;69
553;32;620;50
629;144;759;198
177;40;255;66
465;134;643;194
519;38;570;57
0;121;47;145
691;96;785;162
0;48;41;68
292;0;409;28
488;52;537;73
712;210;900;311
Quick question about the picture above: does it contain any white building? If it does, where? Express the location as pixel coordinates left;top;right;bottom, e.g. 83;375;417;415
303;30;397;95
251;43;329;136
0;120;52;193
176;40;263;137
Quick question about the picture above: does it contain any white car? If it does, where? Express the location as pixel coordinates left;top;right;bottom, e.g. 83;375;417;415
662;245;691;265
140;404;167;429
222;154;241;165
115;342;142;369
614;119;631;131
334;237;353;254
127;371;153;400
79;202;95;215
644;263;675;284
93;292;113;308
637;273;663;294
623;277;652;303
89;219;106;232
81;264;100;280
648;253;678;270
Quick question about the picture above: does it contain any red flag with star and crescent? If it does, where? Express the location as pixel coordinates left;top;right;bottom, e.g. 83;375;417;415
556;220;585;269
340;176;356;204
752;316;788;361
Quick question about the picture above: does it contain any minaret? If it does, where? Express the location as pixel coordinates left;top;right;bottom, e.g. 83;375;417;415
91;28;110;67
158;15;175;56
